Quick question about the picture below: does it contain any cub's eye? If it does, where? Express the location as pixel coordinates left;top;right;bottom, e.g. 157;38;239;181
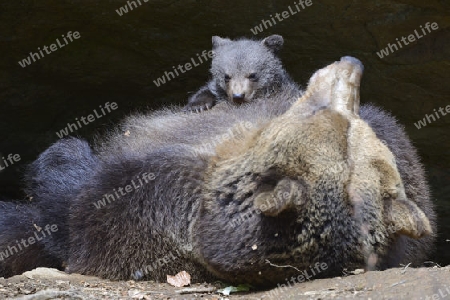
224;74;231;82
248;73;258;81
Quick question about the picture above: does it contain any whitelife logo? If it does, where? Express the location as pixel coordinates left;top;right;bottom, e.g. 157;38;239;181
18;31;81;68
376;22;439;58
55;102;118;138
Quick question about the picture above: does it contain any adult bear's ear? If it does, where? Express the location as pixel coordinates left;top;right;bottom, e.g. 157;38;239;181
383;198;433;239
212;36;231;49
262;34;284;53
253;176;306;217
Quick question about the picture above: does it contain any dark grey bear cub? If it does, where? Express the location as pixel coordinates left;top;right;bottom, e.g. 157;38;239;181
183;34;300;112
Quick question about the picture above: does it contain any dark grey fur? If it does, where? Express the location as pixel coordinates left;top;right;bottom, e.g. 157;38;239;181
183;35;300;111
0;138;98;277
0;201;60;277
0;81;435;287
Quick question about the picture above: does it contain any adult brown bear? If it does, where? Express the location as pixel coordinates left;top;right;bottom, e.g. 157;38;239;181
0;57;435;287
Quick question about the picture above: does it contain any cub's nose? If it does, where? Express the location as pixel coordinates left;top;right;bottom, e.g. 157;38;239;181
232;93;245;103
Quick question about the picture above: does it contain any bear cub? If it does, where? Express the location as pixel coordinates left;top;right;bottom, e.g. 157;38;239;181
183;34;299;112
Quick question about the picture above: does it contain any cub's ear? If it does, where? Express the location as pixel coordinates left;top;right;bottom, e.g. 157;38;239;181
383;198;433;239
212;36;231;49
262;34;284;53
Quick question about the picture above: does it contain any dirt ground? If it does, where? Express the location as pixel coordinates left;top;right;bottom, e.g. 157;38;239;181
1;266;449;300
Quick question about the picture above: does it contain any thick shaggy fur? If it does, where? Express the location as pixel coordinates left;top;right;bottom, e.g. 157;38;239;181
23;138;99;262
0;139;98;277
360;105;436;266
0;58;435;287
0;202;60;277
183;35;300;111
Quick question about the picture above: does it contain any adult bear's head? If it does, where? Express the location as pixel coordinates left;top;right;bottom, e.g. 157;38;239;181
194;57;433;286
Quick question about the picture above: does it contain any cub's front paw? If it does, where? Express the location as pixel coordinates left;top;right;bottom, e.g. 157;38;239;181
183;100;214;113
183;88;216;113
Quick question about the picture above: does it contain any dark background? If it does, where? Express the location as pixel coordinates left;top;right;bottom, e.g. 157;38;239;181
0;0;449;265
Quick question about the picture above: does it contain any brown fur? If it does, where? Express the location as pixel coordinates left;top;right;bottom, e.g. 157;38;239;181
0;57;435;287
195;57;434;284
